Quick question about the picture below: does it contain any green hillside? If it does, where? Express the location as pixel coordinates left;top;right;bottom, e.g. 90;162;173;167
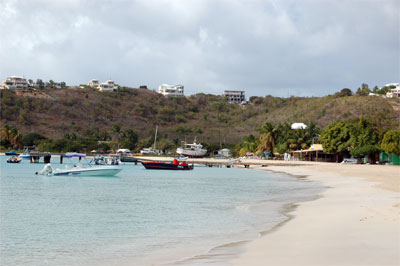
1;87;398;149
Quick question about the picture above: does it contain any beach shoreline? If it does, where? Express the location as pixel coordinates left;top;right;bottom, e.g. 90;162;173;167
233;162;400;266
3;154;399;265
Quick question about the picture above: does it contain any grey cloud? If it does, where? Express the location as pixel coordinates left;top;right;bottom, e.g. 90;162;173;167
0;0;398;97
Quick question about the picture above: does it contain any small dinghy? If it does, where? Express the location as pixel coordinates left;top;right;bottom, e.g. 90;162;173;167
7;155;22;163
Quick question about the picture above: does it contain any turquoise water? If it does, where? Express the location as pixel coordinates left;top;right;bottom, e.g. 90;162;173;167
0;156;323;266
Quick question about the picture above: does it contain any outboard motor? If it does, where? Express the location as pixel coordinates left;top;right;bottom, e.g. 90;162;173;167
36;163;54;175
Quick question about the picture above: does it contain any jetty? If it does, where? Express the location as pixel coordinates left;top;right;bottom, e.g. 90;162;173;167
24;152;82;164
133;156;310;168
12;153;314;168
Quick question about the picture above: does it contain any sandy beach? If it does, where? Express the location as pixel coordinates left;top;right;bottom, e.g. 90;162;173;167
233;161;400;266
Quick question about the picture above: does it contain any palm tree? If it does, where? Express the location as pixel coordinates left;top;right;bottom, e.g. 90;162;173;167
305;121;320;143
1;125;22;149
10;132;22;149
1;125;11;143
257;122;277;153
98;130;111;141
236;135;257;157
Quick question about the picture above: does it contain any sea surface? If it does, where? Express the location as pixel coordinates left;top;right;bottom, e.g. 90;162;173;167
0;156;323;266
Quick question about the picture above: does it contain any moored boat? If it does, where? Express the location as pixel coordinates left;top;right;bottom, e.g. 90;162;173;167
141;159;193;170
92;154;121;165
140;126;163;155
117;149;136;162
5;150;19;156
36;152;122;176
19;148;31;159
7;155;22;163
176;138;207;158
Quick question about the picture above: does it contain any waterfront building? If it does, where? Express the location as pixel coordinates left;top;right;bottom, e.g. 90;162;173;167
1;76;29;90
224;90;246;104
158;84;184;97
218;148;232;157
290;144;335;162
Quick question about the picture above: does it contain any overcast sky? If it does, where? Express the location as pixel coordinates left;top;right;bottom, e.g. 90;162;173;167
0;0;398;97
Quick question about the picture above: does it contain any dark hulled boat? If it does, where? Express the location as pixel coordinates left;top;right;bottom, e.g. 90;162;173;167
141;160;193;170
5;150;19;156
7;156;22;163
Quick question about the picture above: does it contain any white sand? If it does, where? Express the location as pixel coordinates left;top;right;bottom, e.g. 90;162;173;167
233;163;400;266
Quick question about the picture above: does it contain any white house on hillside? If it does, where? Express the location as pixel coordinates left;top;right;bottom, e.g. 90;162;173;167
98;80;118;92
1;76;29;90
385;83;400;98
88;79;99;88
158;84;184;97
291;123;307;129
88;79;118;92
224;90;246;104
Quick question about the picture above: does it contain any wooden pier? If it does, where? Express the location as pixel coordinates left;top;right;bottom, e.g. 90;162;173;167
27;152;69;164
133;156;271;168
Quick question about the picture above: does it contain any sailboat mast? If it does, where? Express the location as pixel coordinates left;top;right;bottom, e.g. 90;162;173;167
153;126;158;150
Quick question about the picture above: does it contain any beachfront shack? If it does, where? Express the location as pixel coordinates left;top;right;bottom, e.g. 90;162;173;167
291;144;335;162
379;152;400;165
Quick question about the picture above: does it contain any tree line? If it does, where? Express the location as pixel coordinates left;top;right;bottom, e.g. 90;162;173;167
2;118;399;162
235;117;400;162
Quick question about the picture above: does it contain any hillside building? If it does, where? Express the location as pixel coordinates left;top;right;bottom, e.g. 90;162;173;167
88;79;118;92
385;83;400;98
158;84;184;97
98;80;118;92
224;90;246;104
88;79;99;88
1;76;29;90
291;123;307;129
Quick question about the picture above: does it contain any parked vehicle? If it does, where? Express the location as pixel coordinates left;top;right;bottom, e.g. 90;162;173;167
341;158;359;164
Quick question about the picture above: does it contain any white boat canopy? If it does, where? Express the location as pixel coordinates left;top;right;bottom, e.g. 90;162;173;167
64;152;86;158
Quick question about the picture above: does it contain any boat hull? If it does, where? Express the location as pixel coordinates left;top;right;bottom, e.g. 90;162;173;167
7;159;22;163
141;162;193;170
5;151;19;156
120;156;136;162
53;166;122;176
176;148;207;158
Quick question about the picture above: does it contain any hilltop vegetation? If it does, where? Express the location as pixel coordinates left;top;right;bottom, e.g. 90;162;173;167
0;86;399;153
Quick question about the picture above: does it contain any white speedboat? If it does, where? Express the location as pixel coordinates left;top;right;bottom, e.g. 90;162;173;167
176;138;207;158
36;153;122;176
19;148;31;159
